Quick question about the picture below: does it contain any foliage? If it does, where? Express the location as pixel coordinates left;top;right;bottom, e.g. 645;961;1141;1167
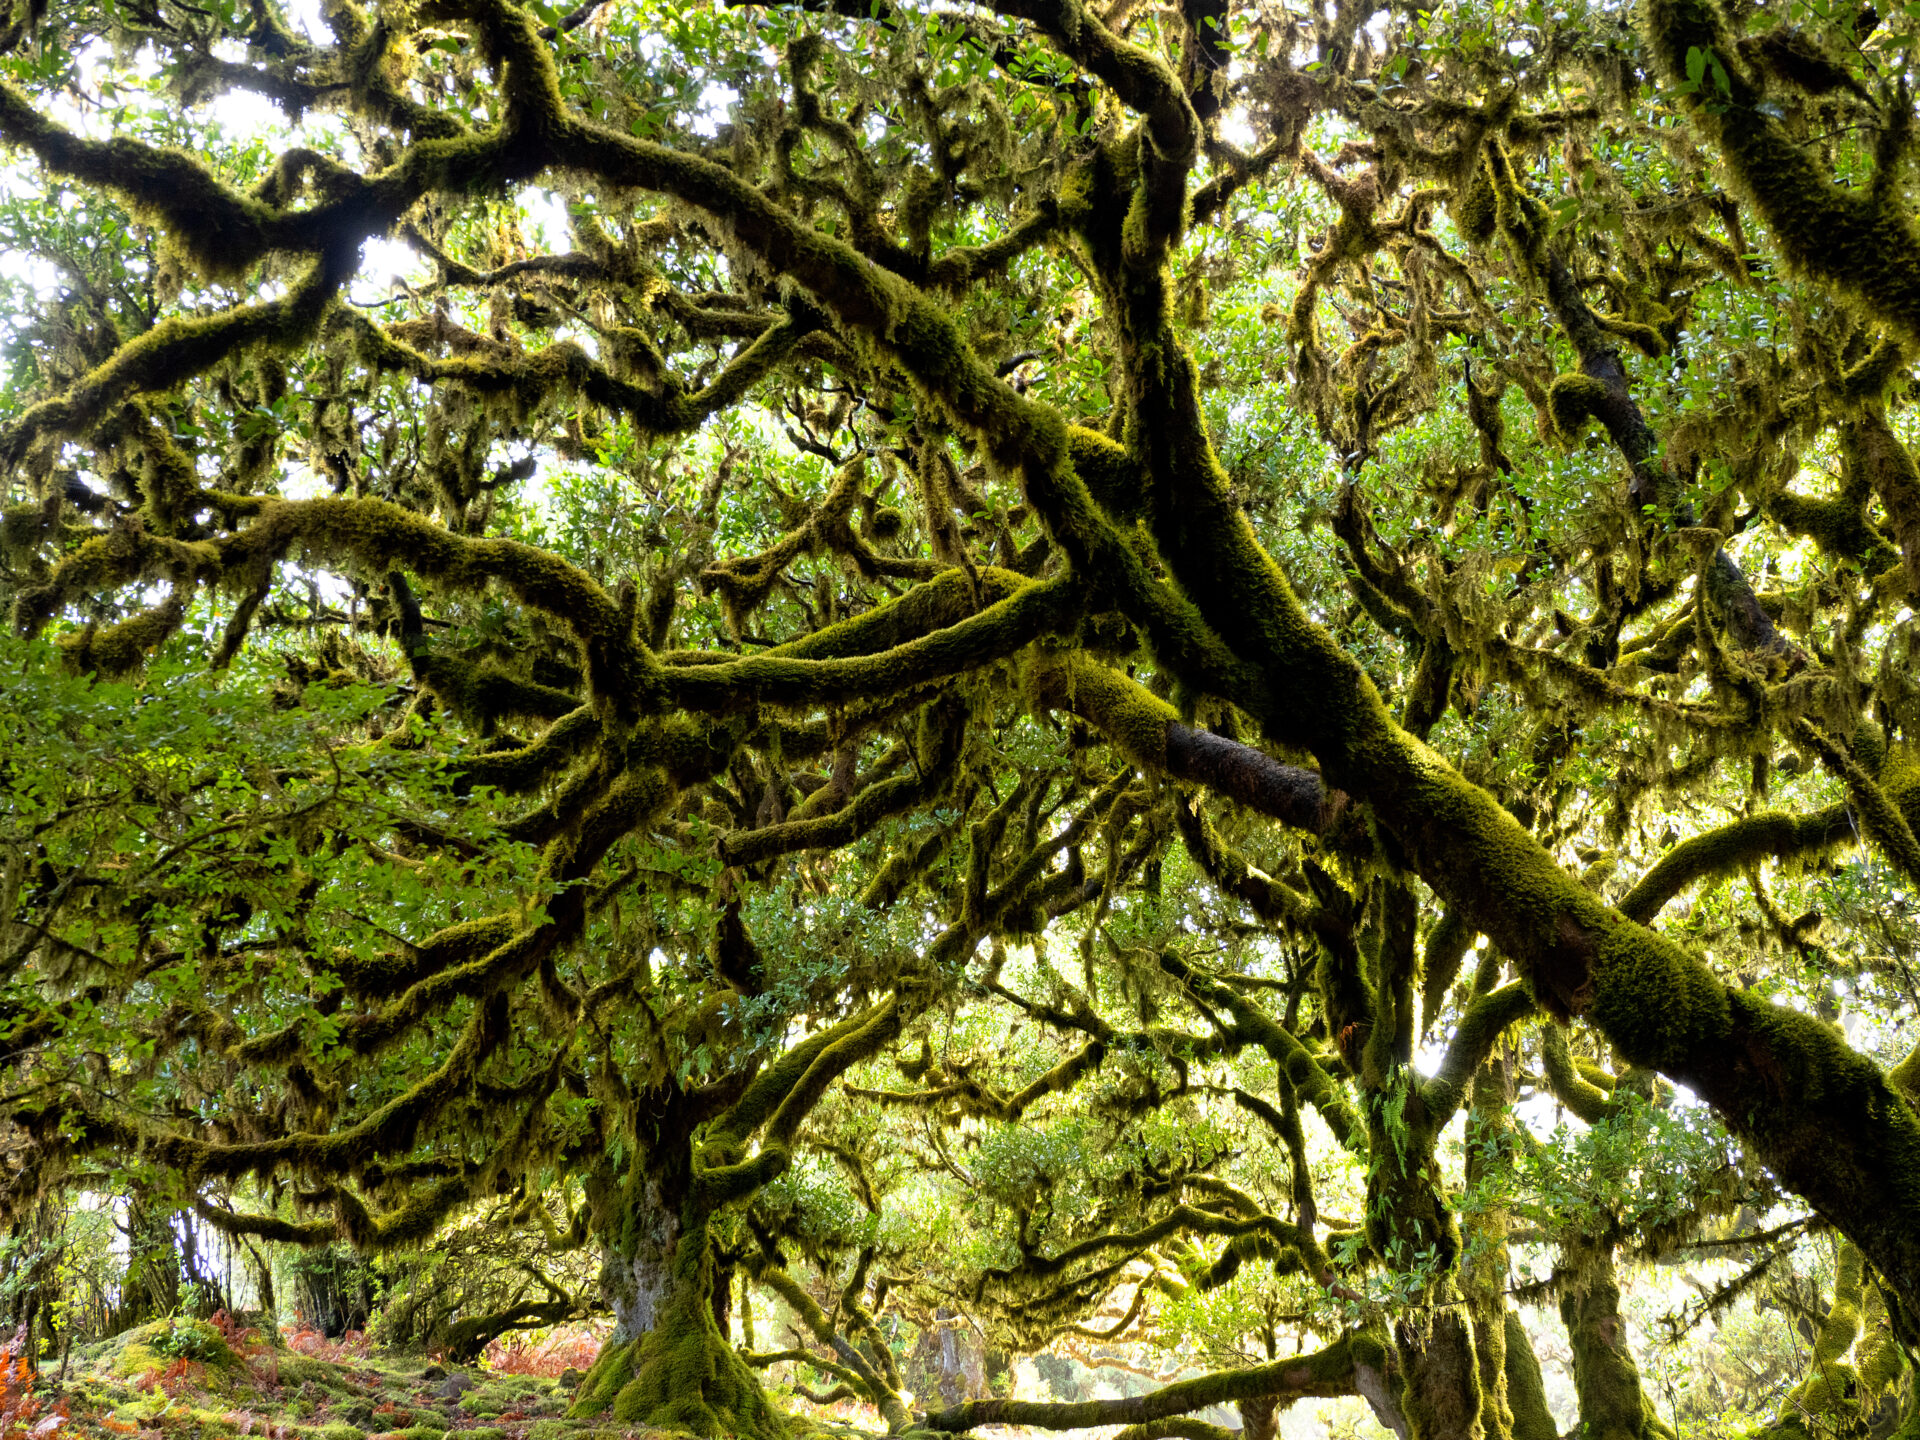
1;0;1920;1437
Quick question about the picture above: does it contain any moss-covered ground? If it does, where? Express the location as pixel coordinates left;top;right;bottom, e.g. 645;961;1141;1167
20;1320;673;1440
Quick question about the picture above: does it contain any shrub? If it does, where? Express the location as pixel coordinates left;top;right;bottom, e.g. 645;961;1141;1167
481;1327;603;1379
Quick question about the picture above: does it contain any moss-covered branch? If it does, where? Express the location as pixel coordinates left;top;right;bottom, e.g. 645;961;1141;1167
1642;0;1920;344
922;1334;1365;1431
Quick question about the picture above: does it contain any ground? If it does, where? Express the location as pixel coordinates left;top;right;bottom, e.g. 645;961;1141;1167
3;1318;890;1440
5;1318;638;1440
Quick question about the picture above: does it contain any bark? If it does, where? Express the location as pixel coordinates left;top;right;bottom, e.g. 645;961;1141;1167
601;1174;681;1345
1367;1096;1480;1440
1237;1393;1280;1440
1559;1239;1672;1440
573;1095;782;1440
1503;1311;1560;1440
119;1195;182;1331
1396;1307;1484;1440
575;1207;782;1440
924;1334;1367;1431
1465;1061;1517;1440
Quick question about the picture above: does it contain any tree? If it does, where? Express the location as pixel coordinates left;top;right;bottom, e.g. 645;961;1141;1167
3;0;1920;1436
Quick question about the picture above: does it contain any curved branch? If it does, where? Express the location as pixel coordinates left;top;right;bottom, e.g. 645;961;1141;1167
923;1335;1363;1431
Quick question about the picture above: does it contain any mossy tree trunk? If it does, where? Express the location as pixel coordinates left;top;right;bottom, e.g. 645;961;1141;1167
1395;1308;1483;1440
117;1194;181;1332
1503;1311;1561;1440
599;1158;686;1348
1465;1060;1519;1440
1367;1094;1482;1440
576;1205;784;1440
1559;1238;1673;1440
574;1002;901;1440
575;1104;782;1440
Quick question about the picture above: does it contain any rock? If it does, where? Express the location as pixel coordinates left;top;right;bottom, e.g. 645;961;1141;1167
421;1364;447;1381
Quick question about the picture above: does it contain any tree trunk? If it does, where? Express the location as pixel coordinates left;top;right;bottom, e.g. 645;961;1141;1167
574;1137;781;1440
1396;1306;1484;1440
118;1194;181;1331
1559;1239;1672;1440
1238;1393;1280;1440
599;1165;682;1346
1465;1060;1519;1440
1503;1311;1560;1440
1370;1111;1482;1440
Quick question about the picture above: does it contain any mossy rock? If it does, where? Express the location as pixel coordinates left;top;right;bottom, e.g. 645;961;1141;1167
109;1319;243;1380
319;1427;368;1440
393;1426;448;1440
463;1430;508;1440
110;1343;167;1381
525;1420;583;1440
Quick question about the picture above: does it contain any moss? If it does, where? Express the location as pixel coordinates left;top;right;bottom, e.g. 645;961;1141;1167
603;1300;784;1440
1560;1241;1662;1440
1617;804;1856;923
569;1344;636;1420
274;1355;348;1388
925;1334;1359;1431
319;1426;368;1440
1394;1308;1481;1440
1595;312;1667;356
1452;162;1499;245
1024;650;1178;772
110;1319;240;1378
1850;408;1920;591
527;1421;583;1440
1548;373;1609;440
1642;0;1920;342
1503;1311;1557;1440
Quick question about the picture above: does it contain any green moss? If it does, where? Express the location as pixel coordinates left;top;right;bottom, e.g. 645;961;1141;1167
584;1227;785;1440
110;1319;242;1378
1595;312;1667;356
111;1342;165;1380
528;1419;584;1440
1560;1242;1663;1440
1503;1311;1557;1440
1643;0;1920;343
275;1355;348;1388
1453;163;1499;245
320;1426;368;1440
1547;373;1609;440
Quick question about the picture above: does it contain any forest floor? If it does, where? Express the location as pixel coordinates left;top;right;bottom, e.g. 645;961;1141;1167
2;1316;665;1440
